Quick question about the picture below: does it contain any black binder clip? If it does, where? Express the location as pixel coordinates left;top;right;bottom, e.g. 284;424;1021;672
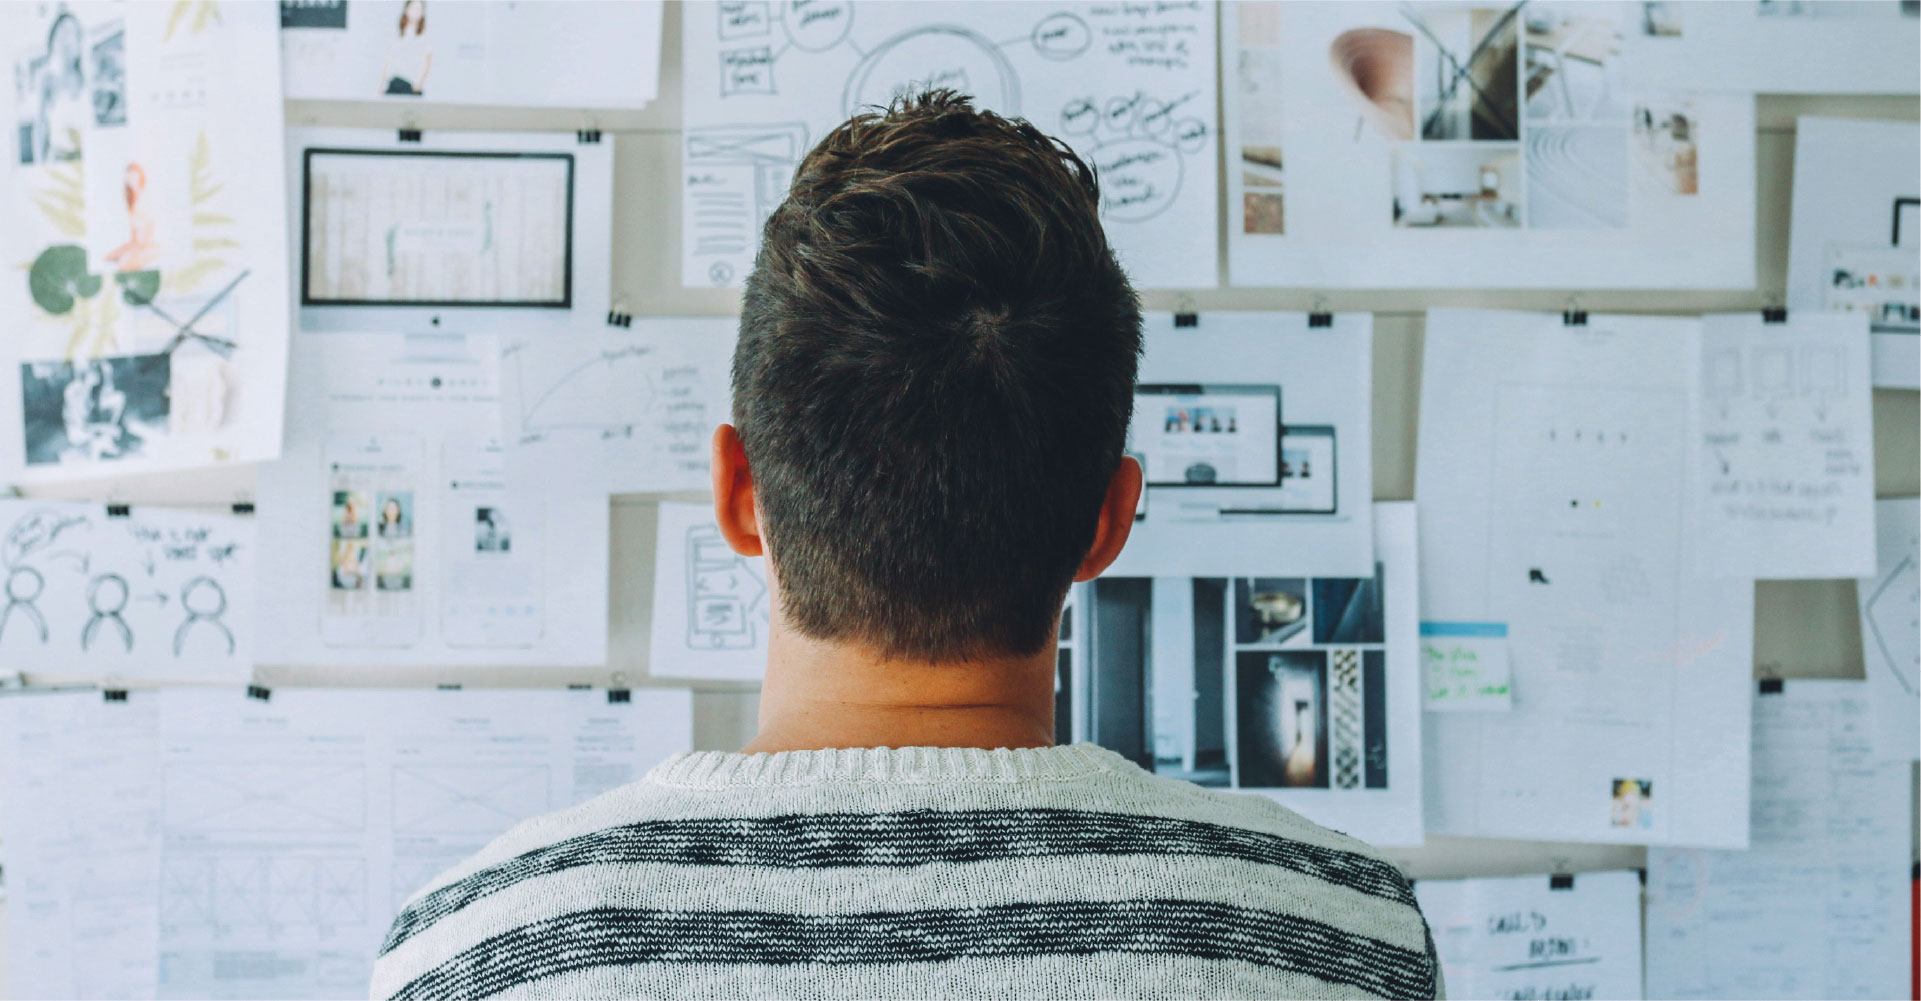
1761;307;1788;324
577;128;602;144
246;684;272;702
607;688;632;704
436;683;462;691
606;309;632;328
1561;309;1588;327
102;689;129;702
1758;677;1784;695
567;683;592;691
105;503;131;518
1549;873;1575;890
1173;312;1198;328
231;501;255;516
1308;312;1334;328
397;128;422;143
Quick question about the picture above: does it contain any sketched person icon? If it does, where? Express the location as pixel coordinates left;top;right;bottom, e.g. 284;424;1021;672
1;566;50;644
83;572;133;651
173;576;234;656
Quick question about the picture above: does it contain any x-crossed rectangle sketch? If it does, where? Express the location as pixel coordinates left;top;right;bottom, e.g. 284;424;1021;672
392;765;552;835
163;763;367;833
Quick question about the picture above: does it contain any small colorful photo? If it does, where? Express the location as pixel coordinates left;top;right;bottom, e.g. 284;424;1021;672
376;490;413;539
1609;777;1653;829
332;489;371;539
1235;650;1329;789
1235;578;1308;646
330;537;368;591
376;538;414;592
474;506;511;553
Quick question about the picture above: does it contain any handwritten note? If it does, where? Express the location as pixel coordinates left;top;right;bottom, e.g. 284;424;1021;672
1421;621;1513;711
1417;871;1645;1001
0;499;253;682
1694;312;1877;579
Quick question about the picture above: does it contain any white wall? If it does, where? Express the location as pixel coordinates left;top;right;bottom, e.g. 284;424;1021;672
8;4;1918;920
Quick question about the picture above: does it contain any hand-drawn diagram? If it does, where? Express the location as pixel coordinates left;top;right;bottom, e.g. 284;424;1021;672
685;523;769;651
163;763;367;834
392;765;552;834
0;500;252;679
499;321;736;493
161;856;367;928
683;1;1220;288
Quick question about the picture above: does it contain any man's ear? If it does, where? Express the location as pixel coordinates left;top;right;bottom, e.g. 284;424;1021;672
711;424;763;557
1074;455;1142;582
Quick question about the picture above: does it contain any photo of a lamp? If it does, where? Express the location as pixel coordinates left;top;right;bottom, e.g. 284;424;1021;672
1329;28;1414;141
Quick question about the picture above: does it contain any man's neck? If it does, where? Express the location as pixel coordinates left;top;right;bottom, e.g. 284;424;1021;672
742;624;1058;753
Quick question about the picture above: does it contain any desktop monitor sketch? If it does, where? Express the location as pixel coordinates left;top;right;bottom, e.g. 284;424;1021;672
301;148;576;308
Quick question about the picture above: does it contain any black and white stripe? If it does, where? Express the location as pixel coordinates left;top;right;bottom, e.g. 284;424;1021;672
389;899;1437;1001
382;808;1418;955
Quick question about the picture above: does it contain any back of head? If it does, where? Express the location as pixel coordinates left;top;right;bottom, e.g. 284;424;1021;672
735;88;1142;662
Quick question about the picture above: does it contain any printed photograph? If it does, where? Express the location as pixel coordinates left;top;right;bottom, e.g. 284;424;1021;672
88;19;125;126
330;537;368;591
1084;578;1230;788
1522;4;1628;122
1311;566;1385;645
14;9;87;164
474;506;510;553
1633;100;1700;196
1329;24;1414;142
382;0;432;96
1236;650;1329;788
1238;4;1288;232
375;537;414;591
331;489;371;539
1391;143;1522;227
1526;125;1629;228
1234;577;1308;646
1164;405;1239;434
1638;1;1684;36
1407;5;1520;141
20;355;170;467
376;491;413;539
1609;777;1654;829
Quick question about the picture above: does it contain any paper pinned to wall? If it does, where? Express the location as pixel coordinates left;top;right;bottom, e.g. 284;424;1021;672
1418;310;1752;848
1109;312;1374;579
1419;621;1512;711
499;319;738;495
1077;502;1424;846
0;1;292;483
1223;1;1756;289
1859;497;1920;760
0;500;253;682
1;689;162;1001
1786;117;1920;389
255;332;609;668
282;1;663;109
1415;870;1645;1001
1646;680;1913;1000
1692;312;1877;580
680;0;1220;289
1627;1;1919;95
649;501;769;681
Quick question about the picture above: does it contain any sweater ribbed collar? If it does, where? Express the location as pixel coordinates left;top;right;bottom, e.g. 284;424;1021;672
646;742;1128;789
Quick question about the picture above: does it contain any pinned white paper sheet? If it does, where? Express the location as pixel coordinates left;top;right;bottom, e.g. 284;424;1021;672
649;501;769;681
1692;311;1877;580
1417;871;1645;1001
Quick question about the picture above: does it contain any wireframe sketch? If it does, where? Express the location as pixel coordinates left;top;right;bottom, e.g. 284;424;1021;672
683;1;1219;288
163;763;368;833
161;855;367;927
685;524;768;650
392;765;551;834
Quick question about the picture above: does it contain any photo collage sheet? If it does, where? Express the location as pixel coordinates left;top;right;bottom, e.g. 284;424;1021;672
1225;0;1755;288
1;1;292;484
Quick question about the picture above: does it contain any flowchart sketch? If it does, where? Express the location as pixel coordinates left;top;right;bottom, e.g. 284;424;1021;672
0;2;294;484
500;318;738;494
0;499;253;682
650;502;770;680
1693;312;1876;579
682;0;1220;289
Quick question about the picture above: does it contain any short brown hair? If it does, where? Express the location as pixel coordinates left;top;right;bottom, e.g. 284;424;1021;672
732;89;1141;660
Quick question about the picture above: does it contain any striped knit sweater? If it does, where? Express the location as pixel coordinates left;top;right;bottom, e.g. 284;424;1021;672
370;743;1443;1000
